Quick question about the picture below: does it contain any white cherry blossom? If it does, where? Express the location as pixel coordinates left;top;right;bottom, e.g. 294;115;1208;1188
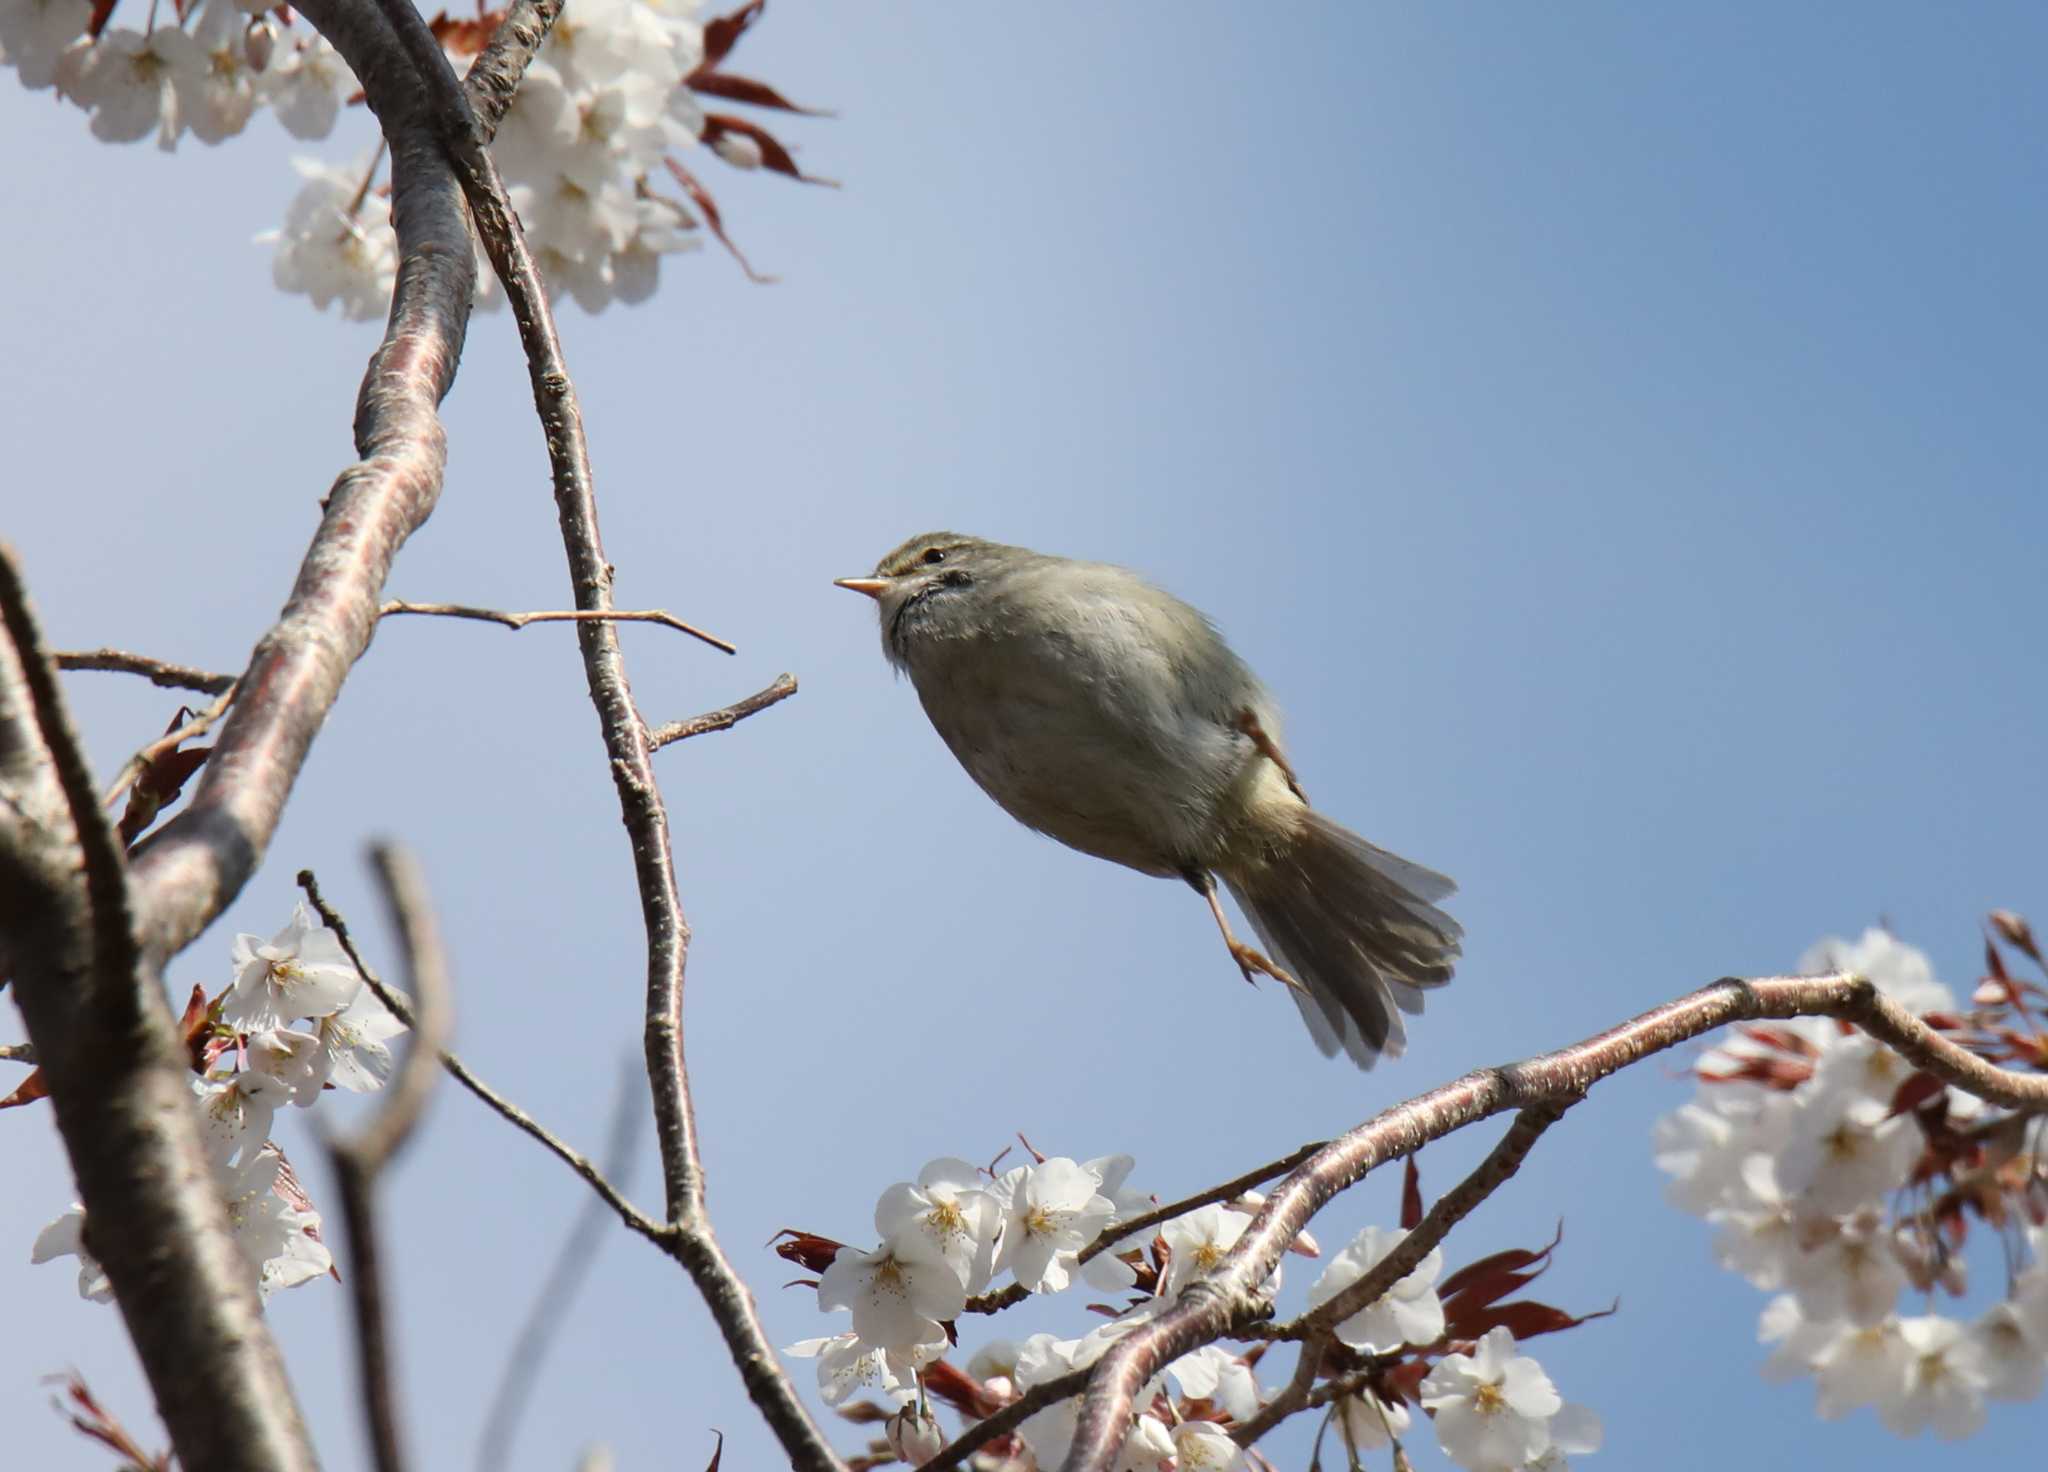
816;1241;962;1353
317;982;410;1093
873;1157;1000;1295
1419;1327;1563;1471
993;1157;1115;1294
30;1205;112;1302
1306;1225;1446;1352
1159;1202;1252;1298
1332;1387;1410;1452
0;0;90;89
782;1332;918;1407
1882;1314;1988;1439
1171;1421;1241;1472
68;26;204;147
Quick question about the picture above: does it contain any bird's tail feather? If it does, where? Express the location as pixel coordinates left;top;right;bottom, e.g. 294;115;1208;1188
1224;811;1461;1069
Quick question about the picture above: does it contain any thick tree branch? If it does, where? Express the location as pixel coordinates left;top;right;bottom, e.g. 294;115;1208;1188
1061;972;2048;1472
363;3;843;1464
123;0;477;966
0;550;317;1472
648;673;799;750
461;0;567;137
330;843;454;1472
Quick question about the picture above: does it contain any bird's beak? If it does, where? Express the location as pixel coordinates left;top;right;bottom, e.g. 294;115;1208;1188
833;577;890;600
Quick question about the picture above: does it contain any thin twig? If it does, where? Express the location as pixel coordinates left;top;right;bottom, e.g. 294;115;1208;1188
298;869;670;1247
648;673;798;750
1;1042;37;1065
54;648;237;695
1227;1336;1330;1449
1061;973;2048;1472
364;4;842;1465
379;600;736;656
330;844;454;1472
966;1141;1327;1316
920;1368;1092;1472
474;1060;644;1472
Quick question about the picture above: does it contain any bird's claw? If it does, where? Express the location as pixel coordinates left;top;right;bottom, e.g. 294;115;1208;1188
1229;939;1305;993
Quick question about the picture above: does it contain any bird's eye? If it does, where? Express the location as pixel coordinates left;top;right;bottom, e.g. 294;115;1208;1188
920;547;946;566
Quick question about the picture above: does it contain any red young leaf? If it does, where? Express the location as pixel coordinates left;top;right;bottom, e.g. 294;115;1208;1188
701;0;768;69
1887;1070;1948;1119
1452;1297;1618;1343
690;70;828;115
922;1358;1005;1418
704;1429;724;1472
87;0;117;38
425;10;502;57
663;156;777;283
0;1067;49;1110
1436;1222;1563;1301
768;1228;844;1273
1399;1156;1423;1230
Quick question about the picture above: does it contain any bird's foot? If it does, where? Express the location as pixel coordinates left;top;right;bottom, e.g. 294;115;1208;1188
1228;938;1305;993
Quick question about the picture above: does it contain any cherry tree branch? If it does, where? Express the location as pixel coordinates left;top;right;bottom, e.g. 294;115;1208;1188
330;843;455;1472
124;0;477;966
0;547;317;1472
648;673;799;750
378;599;735;654
462;0;568;136
54;648;236;694
363;4;843;1465
1060;972;2048;1472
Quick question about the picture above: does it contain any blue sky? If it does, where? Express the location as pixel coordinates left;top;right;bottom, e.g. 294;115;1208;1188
3;4;2044;1469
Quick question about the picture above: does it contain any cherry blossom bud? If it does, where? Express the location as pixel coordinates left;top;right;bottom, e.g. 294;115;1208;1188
711;132;764;170
885;1405;944;1468
1973;978;2011;1007
244;18;276;73
1990;909;2040;959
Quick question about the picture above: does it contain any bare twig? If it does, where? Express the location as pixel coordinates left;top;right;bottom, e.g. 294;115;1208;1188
298;869;670;1246
364;4;842;1464
1228;1336;1331;1449
54;648;237;695
475;1060;645;1472
1061;973;2048;1472
648;673;798;750
379;599;736;656
329;843;454;1472
0;1043;35;1065
966;1140;1327;1316
921;1368;1092;1472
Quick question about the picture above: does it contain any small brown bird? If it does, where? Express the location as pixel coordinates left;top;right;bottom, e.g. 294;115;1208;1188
836;532;1463;1068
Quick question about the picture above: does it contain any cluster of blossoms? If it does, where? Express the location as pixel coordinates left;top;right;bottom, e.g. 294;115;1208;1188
781;1152;1604;1471
23;901;408;1304
0;0;823;316
1654;923;2048;1439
